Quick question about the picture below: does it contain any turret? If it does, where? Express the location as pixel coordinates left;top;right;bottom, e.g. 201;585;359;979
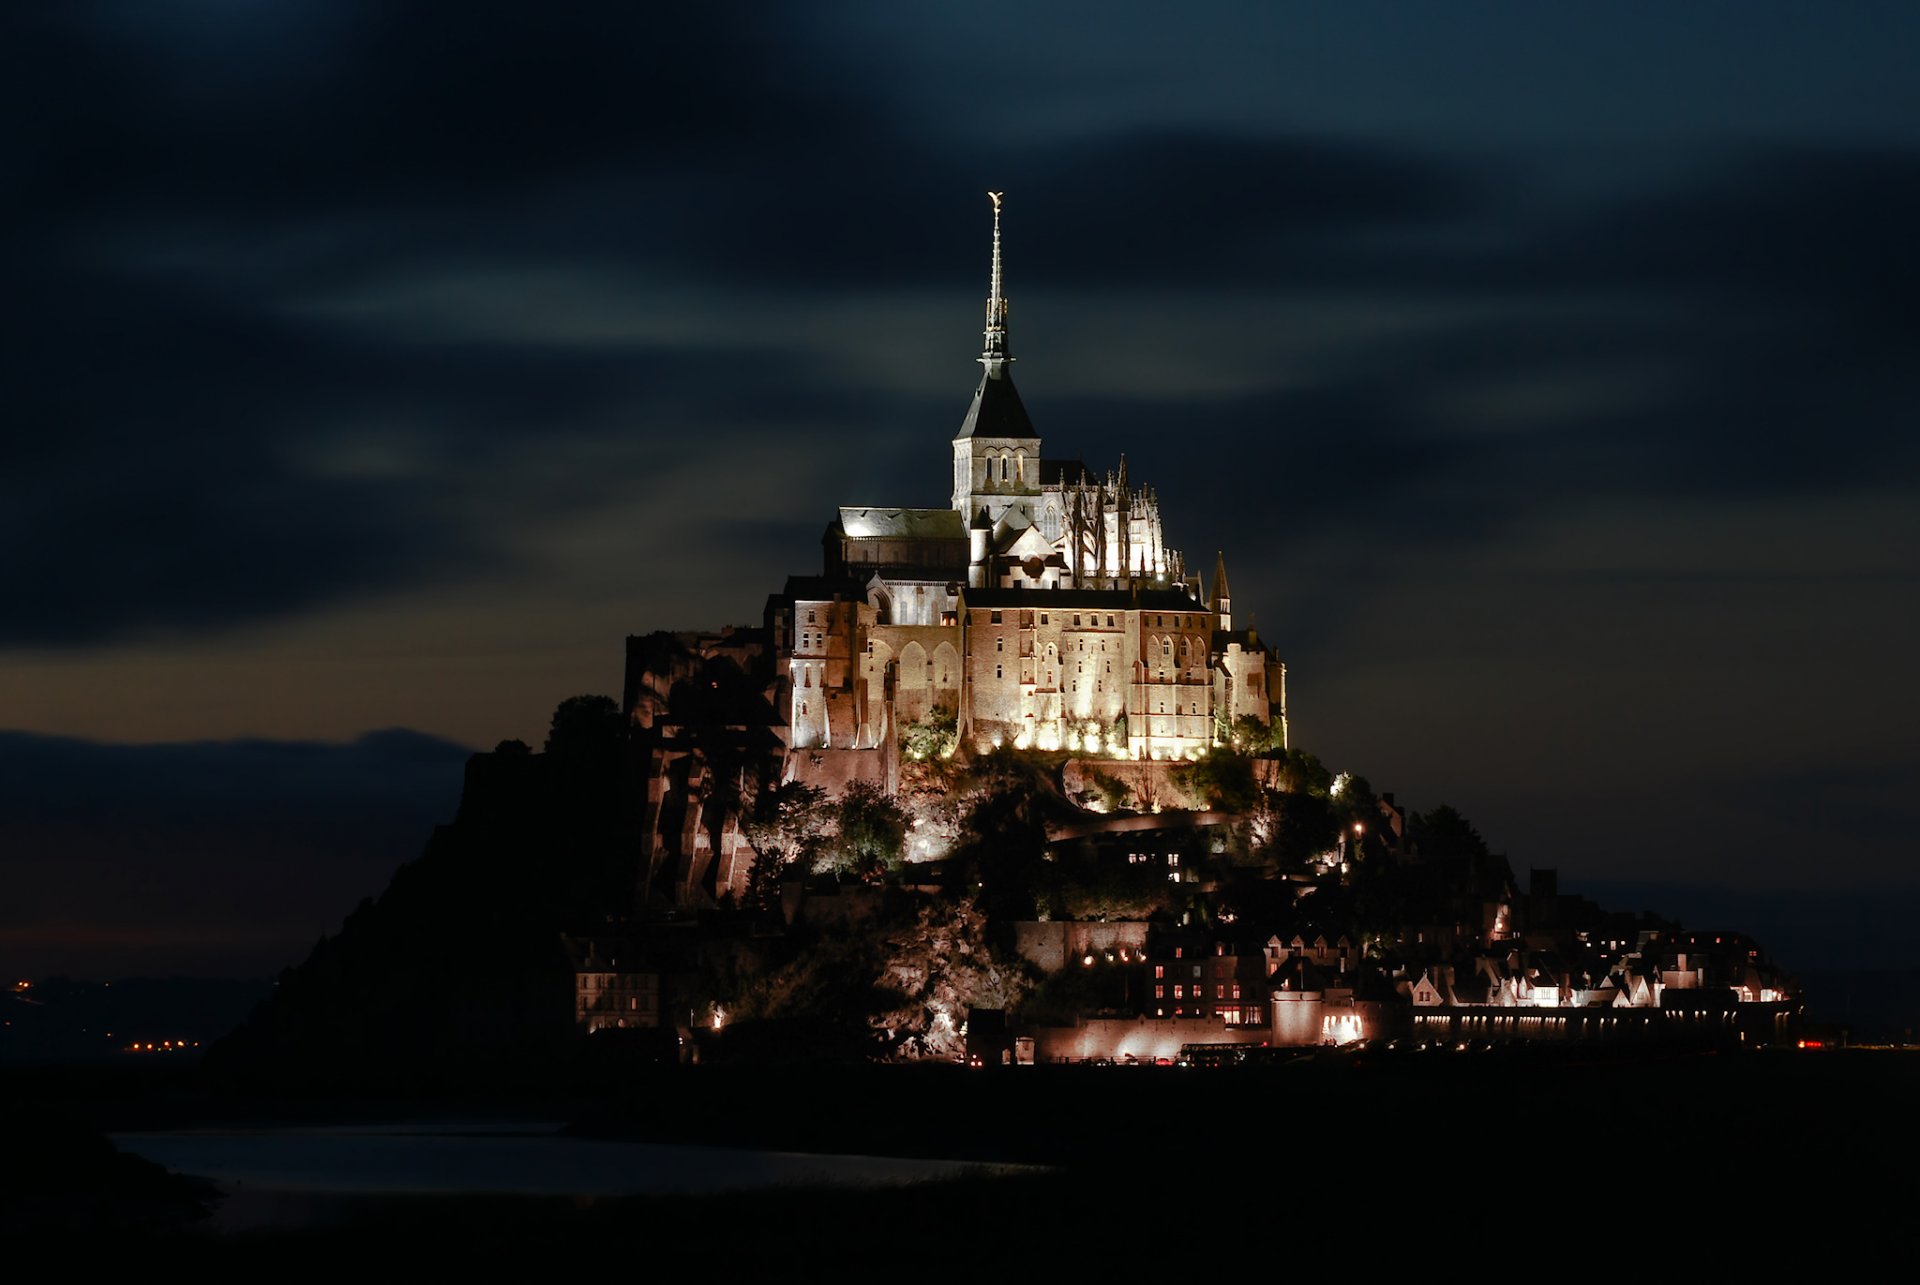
968;506;993;589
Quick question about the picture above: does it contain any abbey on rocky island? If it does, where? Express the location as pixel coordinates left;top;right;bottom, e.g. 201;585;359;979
625;195;1286;903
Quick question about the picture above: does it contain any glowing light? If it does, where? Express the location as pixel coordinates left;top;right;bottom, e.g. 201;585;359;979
710;1006;726;1032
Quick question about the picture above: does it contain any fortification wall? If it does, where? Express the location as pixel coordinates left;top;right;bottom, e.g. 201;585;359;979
1061;758;1208;812
1013;921;1152;974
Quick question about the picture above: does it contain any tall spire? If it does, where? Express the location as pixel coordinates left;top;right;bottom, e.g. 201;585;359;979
980;191;1010;368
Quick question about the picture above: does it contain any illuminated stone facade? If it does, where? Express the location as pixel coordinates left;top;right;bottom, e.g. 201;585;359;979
770;196;1287;772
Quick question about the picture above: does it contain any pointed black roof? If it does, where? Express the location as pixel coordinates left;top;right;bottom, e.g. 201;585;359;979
956;364;1038;442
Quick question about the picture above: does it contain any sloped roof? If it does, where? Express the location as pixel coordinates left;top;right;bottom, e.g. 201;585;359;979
955;364;1038;441
838;507;966;541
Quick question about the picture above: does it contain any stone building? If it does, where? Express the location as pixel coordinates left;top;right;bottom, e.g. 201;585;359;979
769;194;1287;781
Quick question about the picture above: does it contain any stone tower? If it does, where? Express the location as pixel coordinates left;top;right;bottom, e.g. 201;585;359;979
951;192;1042;530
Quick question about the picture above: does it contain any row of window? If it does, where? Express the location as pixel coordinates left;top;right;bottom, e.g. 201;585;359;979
1153;984;1245;1000
982;611;1200;631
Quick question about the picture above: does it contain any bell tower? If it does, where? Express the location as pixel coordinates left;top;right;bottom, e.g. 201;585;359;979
952;191;1042;528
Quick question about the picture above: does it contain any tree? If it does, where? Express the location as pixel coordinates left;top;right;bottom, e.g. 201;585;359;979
544;694;623;760
824;779;910;883
1270;746;1334;796
1179;750;1261;813
741;781;829;908
1223;714;1285;756
902;707;958;762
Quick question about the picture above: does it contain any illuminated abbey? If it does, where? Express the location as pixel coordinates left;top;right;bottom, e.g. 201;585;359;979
626;196;1288;902
770;195;1285;773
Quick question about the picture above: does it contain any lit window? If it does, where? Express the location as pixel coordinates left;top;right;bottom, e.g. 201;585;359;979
1173;985;1184;999
1154;986;1164;999
1154;965;1164;978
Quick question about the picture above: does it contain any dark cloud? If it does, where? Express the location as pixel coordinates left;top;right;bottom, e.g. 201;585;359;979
644;129;1485;292
5;4;850;229
0;729;471;979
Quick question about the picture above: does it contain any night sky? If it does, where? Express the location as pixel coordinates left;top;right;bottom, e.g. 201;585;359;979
6;3;1917;981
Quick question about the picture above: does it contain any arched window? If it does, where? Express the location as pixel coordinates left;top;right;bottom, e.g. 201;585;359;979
999;455;1010;482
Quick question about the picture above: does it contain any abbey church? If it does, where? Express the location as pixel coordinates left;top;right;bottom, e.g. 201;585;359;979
627;196;1286;902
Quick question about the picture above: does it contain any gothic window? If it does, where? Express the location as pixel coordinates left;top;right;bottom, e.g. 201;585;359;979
995;664;1003;679
999;455;1009;482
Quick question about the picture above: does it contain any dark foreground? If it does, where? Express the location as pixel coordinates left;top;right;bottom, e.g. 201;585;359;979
7;1045;1914;1268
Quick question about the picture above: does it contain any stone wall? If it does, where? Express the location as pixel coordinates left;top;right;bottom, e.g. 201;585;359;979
1013;920;1152;974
